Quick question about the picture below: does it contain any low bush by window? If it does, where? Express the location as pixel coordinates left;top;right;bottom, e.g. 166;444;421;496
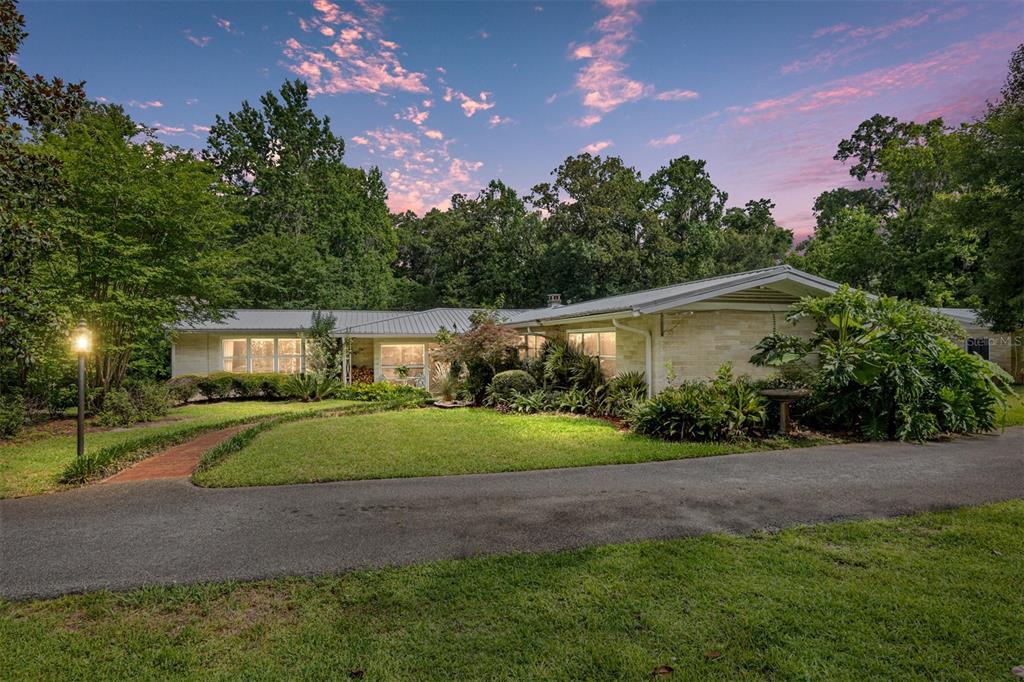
485;370;537;407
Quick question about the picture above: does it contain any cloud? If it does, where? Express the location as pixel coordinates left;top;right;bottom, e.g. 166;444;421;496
192;124;211;133
580;140;612;154
281;0;430;96
443;88;496;117
738;28;1021;125
654;89;699;101
151;121;186;135
488;114;513;128
126;100;163;109
183;30;211;48
395;105;430;126
213;15;240;34
476;29;490;39
353;125;485;214
575;113;602;127
545;93;558;104
811;23;849;39
570;0;652;115
185;98;199;106
647;133;684;148
423;129;444;140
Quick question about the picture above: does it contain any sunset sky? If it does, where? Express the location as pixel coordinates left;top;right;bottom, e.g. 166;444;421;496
20;0;1022;237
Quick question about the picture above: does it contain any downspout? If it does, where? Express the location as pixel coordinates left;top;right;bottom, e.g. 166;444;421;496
612;317;653;397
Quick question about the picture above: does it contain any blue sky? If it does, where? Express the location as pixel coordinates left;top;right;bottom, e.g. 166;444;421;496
20;0;1023;236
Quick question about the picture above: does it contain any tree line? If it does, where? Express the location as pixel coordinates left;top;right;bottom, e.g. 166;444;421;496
1;0;1020;411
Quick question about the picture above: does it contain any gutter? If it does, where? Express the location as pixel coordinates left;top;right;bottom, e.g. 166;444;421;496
612;317;653;398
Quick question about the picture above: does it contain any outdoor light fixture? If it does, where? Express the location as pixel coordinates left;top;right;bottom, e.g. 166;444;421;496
73;319;91;459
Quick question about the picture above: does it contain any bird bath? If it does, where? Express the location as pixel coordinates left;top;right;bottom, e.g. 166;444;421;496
759;388;811;435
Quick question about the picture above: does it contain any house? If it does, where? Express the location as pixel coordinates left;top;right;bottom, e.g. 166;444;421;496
170;265;1019;394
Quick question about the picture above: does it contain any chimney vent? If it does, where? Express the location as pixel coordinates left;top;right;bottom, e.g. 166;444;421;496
547;293;562;308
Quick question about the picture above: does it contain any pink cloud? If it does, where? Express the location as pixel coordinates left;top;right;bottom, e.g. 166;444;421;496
570;0;652;115
575;113;602;127
488;114;513;128
151;121;186;135
443;88;496;117
647;133;684;148
395;105;430;126
423;129;444;140
580;140;612;154
192;124;211;133
811;23;849;39
281;1;429;96
213;16;238;34
183;30;211;48
654;89;699;101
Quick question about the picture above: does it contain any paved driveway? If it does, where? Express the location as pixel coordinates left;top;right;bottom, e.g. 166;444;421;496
2;429;1021;600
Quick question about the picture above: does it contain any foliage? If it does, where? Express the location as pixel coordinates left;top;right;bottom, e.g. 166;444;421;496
713;199;793;273
125;380;171;422
205;79;396;309
334;381;431;403
433;362;463;402
629;364;768;442
0;393;26;438
435;308;522;403
601;371;648;418
555;387;593;414
284;373;340;402
166;375;202;405
305;311;343;378
194;372;289;402
0;0;85;391
94;388;137;428
755;287;1014;440
508;389;557;414
484;370;537;407
541;337;604;393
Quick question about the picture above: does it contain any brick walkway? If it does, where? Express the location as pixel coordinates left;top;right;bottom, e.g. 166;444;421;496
103;424;249;483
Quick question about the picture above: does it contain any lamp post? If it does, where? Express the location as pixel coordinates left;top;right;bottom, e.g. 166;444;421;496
73;319;91;459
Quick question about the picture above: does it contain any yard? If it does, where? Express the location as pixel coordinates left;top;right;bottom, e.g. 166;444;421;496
0;400;357;499
193;408;817;488
2;500;1021;679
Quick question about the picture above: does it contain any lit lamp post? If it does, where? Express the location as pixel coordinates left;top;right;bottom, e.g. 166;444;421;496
73;319;91;459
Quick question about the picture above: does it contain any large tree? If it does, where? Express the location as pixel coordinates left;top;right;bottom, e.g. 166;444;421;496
713;199;793;274
205;80;396;308
0;0;84;391
37;105;236;389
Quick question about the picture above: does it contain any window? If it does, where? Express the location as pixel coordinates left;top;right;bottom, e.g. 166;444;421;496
221;337;306;373
278;338;303;374
222;339;248;373
380;344;425;381
568;330;617;377
966;337;990;361
519;335;545;360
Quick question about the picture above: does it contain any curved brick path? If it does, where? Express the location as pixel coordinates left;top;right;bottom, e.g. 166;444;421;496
102;425;249;483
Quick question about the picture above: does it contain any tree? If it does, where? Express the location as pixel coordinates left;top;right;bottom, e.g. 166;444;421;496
0;0;84;391
794;208;884;289
714;199;792;273
205;79;396;309
37;105;236;390
811;187;891;236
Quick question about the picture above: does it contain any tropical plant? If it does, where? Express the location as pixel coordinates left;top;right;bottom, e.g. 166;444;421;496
556;387;592;414
601;371;647;418
284;373;340;402
508;389;557;414
752;287;1013;440
485;370;538;407
541;337;604;393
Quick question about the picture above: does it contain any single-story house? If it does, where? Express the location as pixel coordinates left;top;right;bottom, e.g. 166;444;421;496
170;265;1019;395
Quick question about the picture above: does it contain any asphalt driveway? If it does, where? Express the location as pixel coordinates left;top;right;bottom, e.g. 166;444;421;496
2;428;1021;600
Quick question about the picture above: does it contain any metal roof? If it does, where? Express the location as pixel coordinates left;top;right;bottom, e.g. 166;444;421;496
172;309;412;333
337;308;531;337
934;307;981;325
505;265;842;326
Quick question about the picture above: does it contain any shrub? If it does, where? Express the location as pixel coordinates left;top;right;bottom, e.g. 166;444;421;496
336;381;430;403
629;364;767;442
0;394;26;439
197;372;236;401
542;337;603;393
752;286;1014;440
95;388;138;427
602;371;647;418
166;375;202;404
485;370;537;406
127;380;171;421
555;387;593;414
509;389;558;414
434;308;522;404
284;373;340;402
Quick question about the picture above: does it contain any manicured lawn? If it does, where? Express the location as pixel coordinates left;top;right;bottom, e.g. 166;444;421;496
2;501;1021;679
1003;385;1024;426
0;400;357;499
194;408;815;487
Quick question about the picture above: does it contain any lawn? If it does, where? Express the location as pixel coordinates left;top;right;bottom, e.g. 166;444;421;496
2;501;1021;679
194;408;814;488
0;400;357;499
1003;384;1024;426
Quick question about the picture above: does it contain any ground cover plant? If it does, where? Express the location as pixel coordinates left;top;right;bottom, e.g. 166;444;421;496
193;408;813;488
2;501;1021;679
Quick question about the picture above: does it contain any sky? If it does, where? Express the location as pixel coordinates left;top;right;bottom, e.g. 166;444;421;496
19;0;1023;238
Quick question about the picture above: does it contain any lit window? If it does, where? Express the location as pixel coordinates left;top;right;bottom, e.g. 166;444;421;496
222;339;248;373
278;338;303;374
568;331;617;377
380;344;425;381
519;335;545;360
250;338;275;373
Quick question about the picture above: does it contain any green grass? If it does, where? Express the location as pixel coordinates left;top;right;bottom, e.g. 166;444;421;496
1002;385;1024;426
2;501;1021;680
194;408;819;488
0;400;357;499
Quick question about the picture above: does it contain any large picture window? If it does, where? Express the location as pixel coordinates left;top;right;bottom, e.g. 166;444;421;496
568;330;617;377
380;344;425;381
519;334;545;360
221;337;306;374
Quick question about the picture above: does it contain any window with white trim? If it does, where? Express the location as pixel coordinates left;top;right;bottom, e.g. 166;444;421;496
380;344;425;380
568;330;617;377
519;334;545;360
278;338;303;374
221;337;306;373
222;339;248;373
